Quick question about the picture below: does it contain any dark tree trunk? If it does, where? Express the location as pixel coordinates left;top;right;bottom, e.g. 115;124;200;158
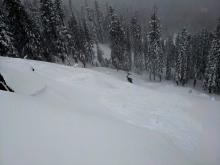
193;79;197;88
83;63;86;68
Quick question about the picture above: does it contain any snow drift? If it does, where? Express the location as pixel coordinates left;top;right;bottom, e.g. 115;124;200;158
0;57;220;165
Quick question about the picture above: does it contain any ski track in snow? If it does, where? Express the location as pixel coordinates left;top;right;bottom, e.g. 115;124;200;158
30;85;47;96
99;85;202;153
35;61;202;153
13;59;214;153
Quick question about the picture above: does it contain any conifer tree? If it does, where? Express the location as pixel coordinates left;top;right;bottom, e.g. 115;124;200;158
76;23;89;68
54;0;69;63
186;34;193;81
21;0;42;60
55;25;70;63
29;0;42;31
40;0;58;61
109;6;125;71
23;17;42;60
165;37;175;80
23;0;33;14
103;3;112;42
3;0;41;59
191;34;200;85
130;15;143;73
204;18;220;93
175;28;190;86
143;31;149;72
148;6;163;81
190;29;211;87
68;1;94;66
68;12;79;63
124;26;132;71
0;9;16;57
67;0;80;63
94;0;104;43
81;18;94;66
83;0;97;43
203;39;219;93
216;18;220;92
96;43;104;66
54;0;64;25
78;28;87;67
157;39;164;81
198;29;211;78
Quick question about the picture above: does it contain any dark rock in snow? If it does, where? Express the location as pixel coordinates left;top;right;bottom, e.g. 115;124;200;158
0;73;14;92
127;73;133;83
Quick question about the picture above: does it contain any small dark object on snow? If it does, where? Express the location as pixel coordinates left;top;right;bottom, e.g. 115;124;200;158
127;73;133;83
31;67;35;72
0;73;14;92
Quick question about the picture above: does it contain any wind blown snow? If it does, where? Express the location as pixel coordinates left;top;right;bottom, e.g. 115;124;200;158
0;57;220;165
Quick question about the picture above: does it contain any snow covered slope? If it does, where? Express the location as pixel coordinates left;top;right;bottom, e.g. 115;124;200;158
0;57;220;165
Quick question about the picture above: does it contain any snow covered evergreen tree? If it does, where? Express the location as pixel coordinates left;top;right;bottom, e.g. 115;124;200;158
54;0;64;26
157;40;164;81
175;28;190;86
83;0;97;45
23;17;42;60
102;3;112;43
67;0;80;63
203;40;219;93
94;0;104;43
109;6;126;71
40;0;59;61
190;29;211;87
21;0;42;59
23;0;33;15
191;34;200;85
68;13;79;63
124;26;132;72
165;37;175;80
204;18;220;93
148;6;163;81
55;25;70;63
80;18;94;67
68;1;94;67
0;8;16;57
130;15;143;73
77;27;88;68
28;0;42;31
54;0;69;63
96;43;104;66
216;18;220;92
198;29;212;79
143;30;149;72
3;0;42;59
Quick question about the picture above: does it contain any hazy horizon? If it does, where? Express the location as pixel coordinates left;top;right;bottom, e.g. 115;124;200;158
67;0;220;35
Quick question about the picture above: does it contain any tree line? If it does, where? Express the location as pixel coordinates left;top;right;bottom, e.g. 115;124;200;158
0;0;220;93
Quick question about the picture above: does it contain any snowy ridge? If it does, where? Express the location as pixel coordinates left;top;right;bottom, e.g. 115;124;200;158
0;57;220;165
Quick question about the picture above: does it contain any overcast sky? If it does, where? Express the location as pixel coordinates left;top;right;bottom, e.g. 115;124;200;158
68;0;220;34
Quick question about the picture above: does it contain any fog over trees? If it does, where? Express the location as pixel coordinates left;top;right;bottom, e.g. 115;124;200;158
0;0;220;93
66;0;220;35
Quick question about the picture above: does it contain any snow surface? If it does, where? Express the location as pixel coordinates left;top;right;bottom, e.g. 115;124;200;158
0;57;220;165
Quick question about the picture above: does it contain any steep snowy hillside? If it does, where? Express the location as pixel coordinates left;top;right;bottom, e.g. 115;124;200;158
0;57;220;165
